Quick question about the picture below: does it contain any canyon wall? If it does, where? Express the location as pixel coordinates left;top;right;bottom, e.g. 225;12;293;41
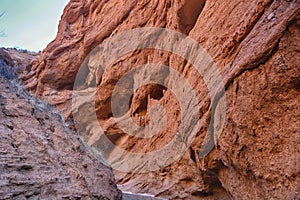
0;50;122;199
22;0;300;199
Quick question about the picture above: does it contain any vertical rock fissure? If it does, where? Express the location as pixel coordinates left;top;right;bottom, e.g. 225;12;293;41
179;0;206;34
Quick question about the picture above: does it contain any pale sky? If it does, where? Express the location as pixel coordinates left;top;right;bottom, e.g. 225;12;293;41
0;0;69;52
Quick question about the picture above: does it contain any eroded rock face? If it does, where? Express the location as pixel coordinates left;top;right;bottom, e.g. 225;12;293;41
0;55;122;199
0;48;39;79
22;0;300;199
217;20;300;199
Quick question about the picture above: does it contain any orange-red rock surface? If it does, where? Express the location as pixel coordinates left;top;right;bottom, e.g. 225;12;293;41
21;0;300;199
0;51;122;199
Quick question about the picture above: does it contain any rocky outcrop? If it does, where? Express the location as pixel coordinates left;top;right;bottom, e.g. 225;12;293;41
0;48;39;79
22;0;300;199
0;55;122;199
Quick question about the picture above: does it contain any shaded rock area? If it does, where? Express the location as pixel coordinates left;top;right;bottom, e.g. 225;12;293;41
0;55;122;199
14;0;300;199
0;48;39;79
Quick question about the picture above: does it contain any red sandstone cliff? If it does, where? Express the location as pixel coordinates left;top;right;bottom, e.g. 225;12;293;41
0;48;122;199
19;0;300;199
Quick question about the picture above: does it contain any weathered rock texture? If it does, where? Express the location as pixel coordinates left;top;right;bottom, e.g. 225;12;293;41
22;0;300;199
0;55;122;199
0;48;39;79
